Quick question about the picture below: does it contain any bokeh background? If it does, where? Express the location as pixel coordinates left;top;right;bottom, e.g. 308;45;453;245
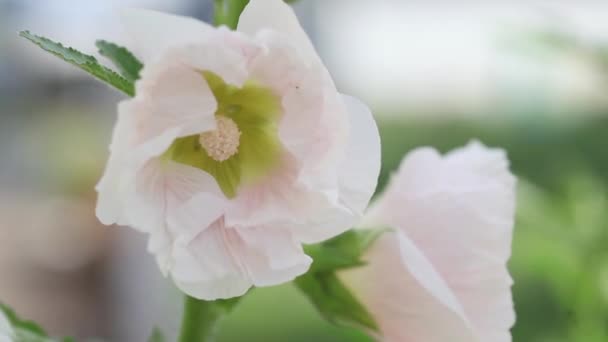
1;0;607;341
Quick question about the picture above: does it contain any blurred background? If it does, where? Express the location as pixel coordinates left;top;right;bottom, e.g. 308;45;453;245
1;0;607;341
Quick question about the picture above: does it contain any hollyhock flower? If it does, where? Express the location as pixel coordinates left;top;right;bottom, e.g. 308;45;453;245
95;0;381;299
340;142;516;342
0;310;12;342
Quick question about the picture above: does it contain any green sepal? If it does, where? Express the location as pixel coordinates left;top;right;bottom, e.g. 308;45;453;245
295;272;379;333
19;31;134;96
296;228;389;334
96;40;143;82
305;229;389;273
178;296;242;342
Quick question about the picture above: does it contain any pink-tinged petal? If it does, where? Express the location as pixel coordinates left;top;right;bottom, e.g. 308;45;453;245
127;161;225;233
224;156;350;244
236;226;312;286
119;8;215;63
247;30;308;95
95;100;211;224
361;141;516;341
238;0;320;65
171;222;251;300
165;164;227;243
119;160;226;276
279;68;349;189
133;60;218;143
266;93;380;244
166;41;253;88
170;220;311;300
130;32;259;145
225;156;309;227
283;191;353;244
340;232;477;342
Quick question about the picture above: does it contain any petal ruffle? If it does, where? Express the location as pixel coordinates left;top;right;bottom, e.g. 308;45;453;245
171;220;311;300
278;94;380;244
132;64;218;144
238;0;320;66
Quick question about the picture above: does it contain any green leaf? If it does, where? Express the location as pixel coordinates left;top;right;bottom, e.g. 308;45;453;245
1;304;75;342
295;272;379;332
148;327;165;342
19;31;134;96
96;40;143;82
1;304;47;337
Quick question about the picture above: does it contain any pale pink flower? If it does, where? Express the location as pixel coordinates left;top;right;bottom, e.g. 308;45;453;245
96;0;381;300
340;141;516;342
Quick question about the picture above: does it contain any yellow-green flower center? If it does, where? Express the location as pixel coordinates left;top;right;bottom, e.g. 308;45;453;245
163;71;283;199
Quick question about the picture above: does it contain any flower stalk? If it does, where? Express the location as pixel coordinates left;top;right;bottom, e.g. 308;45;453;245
214;0;250;29
178;296;228;342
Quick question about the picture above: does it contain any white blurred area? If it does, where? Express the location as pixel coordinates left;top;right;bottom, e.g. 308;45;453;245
314;0;608;117
7;0;608;117
0;0;607;341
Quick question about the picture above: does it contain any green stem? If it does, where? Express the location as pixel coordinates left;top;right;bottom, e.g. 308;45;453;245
177;296;225;342
214;0;249;29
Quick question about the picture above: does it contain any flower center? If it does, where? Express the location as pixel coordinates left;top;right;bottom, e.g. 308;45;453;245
199;116;241;162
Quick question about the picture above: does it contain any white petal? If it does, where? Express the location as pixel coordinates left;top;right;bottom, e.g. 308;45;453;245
127;161;225;233
274;94;380;244
336;94;381;221
134;60;218;142
224;156;350;244
171;223;252;300
238;0;320;65
164;39;254;87
95;105;138;226
278;68;348;188
225;156;309;227
166;164;227;243
170;220;310;300
236;226;312;286
147;225;173;276
120;8;214;63
247;30;309;95
340;232;477;342
368;142;516;341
